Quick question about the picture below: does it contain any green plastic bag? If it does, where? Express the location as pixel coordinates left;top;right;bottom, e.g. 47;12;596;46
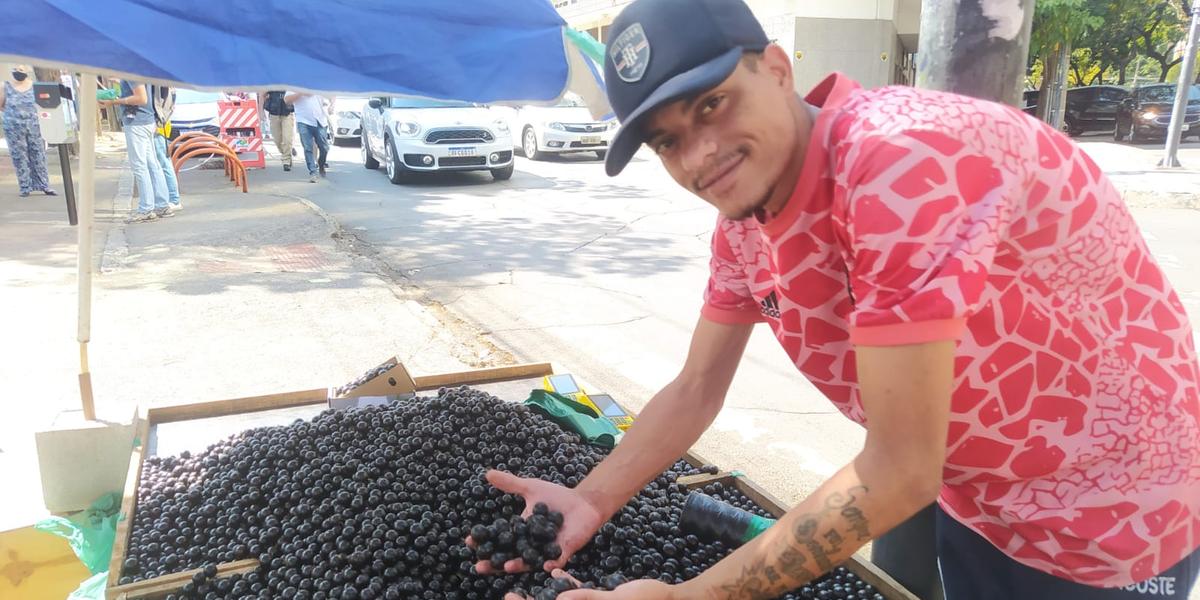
35;492;121;575
67;571;108;600
524;389;622;449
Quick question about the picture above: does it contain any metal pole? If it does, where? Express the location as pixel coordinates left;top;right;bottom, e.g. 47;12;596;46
917;0;1037;104
58;144;77;226
1161;6;1200;169
77;73;96;420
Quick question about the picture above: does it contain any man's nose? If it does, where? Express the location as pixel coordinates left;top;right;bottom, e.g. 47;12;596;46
680;133;718;175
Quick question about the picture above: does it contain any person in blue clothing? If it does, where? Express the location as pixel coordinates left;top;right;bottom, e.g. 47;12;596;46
100;79;171;222
0;65;56;197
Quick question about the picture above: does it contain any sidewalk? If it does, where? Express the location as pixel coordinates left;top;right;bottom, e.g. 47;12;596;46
1077;140;1200;209
0;144;485;531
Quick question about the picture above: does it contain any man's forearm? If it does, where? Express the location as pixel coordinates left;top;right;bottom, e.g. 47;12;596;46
575;377;724;517
678;451;939;600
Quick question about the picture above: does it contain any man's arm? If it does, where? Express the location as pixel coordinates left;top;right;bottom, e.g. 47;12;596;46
574;317;753;519
676;340;954;600
283;91;304;104
119;85;148;106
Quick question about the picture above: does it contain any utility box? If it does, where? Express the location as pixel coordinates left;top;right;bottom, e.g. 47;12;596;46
33;82;76;145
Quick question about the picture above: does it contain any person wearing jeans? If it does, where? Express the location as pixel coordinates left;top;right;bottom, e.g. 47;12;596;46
151;85;181;210
284;91;330;183
152;133;181;209
102;80;170;222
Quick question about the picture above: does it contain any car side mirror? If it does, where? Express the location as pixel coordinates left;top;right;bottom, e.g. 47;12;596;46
368;98;382;110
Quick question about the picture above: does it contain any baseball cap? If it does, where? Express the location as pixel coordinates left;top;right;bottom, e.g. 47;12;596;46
603;0;769;176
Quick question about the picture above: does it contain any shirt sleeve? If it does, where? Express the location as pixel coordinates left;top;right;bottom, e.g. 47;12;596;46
701;220;765;325
837;129;1009;346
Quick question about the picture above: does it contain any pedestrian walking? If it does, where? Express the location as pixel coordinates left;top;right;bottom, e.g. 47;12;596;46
284;91;330;183
101;79;171;222
259;90;295;171
1;65;56;197
151;85;182;211
482;1;1200;599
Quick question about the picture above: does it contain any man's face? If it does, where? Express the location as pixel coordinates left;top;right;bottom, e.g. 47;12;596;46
642;50;801;220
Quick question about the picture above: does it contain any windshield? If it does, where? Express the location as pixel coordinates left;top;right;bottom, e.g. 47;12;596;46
1141;85;1200;103
175;90;221;104
555;93;585;108
387;97;474;109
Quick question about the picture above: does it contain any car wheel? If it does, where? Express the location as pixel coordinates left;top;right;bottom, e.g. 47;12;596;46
594;150;607;161
362;132;379;169
491;163;514;181
522;127;544;160
385;138;408;184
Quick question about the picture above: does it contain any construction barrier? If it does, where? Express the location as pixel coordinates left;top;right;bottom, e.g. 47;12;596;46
217;99;265;169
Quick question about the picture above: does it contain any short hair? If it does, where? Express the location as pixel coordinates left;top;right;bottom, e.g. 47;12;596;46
742;51;764;73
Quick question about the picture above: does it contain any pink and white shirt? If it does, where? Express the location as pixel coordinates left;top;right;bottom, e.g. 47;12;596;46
702;73;1200;587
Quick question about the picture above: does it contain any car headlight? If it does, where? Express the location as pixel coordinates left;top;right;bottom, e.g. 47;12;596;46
394;121;421;137
1140;111;1158;121
606;121;619;131
493;119;509;133
548;122;566;131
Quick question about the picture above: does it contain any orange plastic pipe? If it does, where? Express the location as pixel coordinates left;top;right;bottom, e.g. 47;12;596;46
167;131;220;156
174;146;248;193
170;140;237;183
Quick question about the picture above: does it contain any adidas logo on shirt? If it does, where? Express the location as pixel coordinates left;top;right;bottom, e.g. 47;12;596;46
760;291;781;319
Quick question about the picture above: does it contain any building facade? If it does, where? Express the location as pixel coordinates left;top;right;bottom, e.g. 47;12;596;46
554;0;920;92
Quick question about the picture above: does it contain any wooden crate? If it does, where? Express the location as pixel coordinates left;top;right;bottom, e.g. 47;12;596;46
105;362;914;600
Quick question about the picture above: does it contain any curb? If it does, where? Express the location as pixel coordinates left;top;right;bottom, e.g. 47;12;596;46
1118;188;1200;210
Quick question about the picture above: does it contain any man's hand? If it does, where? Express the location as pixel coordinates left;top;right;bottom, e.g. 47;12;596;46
502;570;677;600
465;470;607;574
98;99;116;108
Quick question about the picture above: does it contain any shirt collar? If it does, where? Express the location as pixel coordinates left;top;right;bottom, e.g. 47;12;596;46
759;73;862;239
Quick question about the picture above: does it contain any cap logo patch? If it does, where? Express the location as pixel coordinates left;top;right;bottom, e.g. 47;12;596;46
609;23;651;83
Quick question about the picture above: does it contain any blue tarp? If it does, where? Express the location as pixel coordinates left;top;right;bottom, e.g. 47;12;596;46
0;0;606;108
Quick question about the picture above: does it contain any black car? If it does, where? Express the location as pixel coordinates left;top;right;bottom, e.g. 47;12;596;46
1062;85;1128;136
1017;86;1128;136
1114;83;1200;143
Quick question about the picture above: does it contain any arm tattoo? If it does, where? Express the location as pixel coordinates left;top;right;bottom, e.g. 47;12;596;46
709;484;871;600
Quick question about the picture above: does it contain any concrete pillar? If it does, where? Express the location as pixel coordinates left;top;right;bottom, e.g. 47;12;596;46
916;0;1035;105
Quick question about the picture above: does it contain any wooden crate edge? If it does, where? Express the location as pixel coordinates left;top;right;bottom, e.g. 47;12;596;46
412;362;554;390
105;412;150;597
147;388;330;424
107;559;259;599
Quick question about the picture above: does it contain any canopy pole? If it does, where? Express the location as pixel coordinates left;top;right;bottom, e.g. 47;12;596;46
77;72;97;421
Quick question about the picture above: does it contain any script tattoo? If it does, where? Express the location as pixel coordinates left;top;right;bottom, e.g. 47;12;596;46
708;484;872;600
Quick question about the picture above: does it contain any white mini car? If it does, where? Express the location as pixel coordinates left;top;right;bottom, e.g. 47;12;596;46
332;97;366;144
361;97;515;183
509;93;616;161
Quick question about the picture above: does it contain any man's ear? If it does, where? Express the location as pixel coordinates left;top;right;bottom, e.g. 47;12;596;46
761;44;794;91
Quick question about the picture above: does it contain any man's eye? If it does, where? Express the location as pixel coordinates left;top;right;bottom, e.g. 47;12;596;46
653;138;676;154
700;95;724;115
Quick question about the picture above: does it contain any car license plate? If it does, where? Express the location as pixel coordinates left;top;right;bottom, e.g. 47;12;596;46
581;135;601;144
448;147;476;157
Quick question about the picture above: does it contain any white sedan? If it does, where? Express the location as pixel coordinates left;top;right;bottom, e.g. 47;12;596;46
509;93;616;161
332;97;367;144
360;97;515;183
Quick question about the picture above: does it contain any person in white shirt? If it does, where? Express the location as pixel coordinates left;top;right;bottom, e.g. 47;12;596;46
283;91;332;183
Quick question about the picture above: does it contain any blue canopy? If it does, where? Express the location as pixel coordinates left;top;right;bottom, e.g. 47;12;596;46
1;0;609;113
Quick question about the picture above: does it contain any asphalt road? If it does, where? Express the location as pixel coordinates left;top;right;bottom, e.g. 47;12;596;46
271;136;1200;517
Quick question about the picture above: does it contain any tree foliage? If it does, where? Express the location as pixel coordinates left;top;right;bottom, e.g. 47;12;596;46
1030;0;1194;88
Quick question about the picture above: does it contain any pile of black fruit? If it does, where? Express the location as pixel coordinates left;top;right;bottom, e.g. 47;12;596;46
471;502;563;570
332;360;399;398
124;386;887;600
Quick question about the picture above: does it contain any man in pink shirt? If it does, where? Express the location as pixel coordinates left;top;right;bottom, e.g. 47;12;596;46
479;1;1200;598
